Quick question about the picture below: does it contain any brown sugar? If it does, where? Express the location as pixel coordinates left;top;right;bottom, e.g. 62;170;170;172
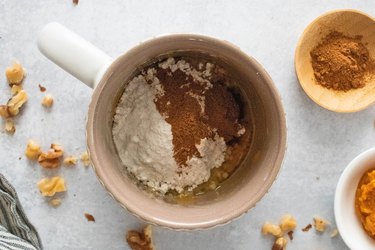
310;31;374;91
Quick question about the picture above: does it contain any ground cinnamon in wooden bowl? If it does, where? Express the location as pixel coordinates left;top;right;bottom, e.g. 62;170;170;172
295;10;375;112
311;31;374;91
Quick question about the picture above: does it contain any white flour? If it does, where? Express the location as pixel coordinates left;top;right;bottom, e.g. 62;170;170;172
112;69;226;193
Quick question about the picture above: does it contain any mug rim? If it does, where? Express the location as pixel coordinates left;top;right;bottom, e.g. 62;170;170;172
86;33;287;230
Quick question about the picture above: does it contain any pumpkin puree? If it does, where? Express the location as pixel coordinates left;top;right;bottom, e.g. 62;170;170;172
356;169;375;237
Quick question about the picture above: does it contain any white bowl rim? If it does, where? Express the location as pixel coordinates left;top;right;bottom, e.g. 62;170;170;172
335;147;375;250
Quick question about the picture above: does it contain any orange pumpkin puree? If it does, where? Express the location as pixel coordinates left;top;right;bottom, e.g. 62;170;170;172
355;169;375;238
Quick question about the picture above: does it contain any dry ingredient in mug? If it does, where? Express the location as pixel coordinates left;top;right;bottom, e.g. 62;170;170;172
113;57;250;194
310;31;374;91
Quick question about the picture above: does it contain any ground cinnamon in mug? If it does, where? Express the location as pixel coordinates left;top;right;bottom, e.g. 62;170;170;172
152;58;243;165
310;31;374;91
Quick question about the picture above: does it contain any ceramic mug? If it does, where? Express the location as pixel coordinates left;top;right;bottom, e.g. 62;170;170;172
37;22;286;230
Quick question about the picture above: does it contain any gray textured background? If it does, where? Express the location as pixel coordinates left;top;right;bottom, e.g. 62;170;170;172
1;0;374;249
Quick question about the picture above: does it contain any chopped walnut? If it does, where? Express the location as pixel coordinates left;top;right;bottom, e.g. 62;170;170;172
5;63;25;85
37;176;66;196
41;94;53;107
38;84;46;92
126;225;154;250
4;119;15;134
0;105;10;118
11;85;23;95
73;0;79;5
287;231;293;241
38;144;64;168
330;229;339;238
49;198;62;207
280;214;297;232
84;213;95;222
25;140;42;160
302;224;312;232
0;90;28;118
7;90;28;117
313;217;328;232
81;151;90;167
63;156;77;166
272;237;287;250
262;222;282;237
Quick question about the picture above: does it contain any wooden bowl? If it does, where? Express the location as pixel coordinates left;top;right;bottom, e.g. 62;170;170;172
295;10;375;112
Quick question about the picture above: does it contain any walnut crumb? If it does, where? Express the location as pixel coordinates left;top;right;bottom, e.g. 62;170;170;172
262;222;282;237
313;216;328;232
4;119;15;134
280;214;297;232
25;140;42;160
38;84;46;92
287;231;294;241
81;151;90;167
5;63;25;85
11;85;23;95
63;156;77;165
330;229;339;238
41;94;53;107
37;176;66;196
0;90;28;118
126;225;154;250
272;237;287;250
302;224;312;232
73;0;79;5
49;198;62;207
38;144;64;168
84;213;95;222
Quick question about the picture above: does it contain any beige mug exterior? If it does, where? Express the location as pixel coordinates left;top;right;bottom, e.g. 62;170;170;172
38;23;287;230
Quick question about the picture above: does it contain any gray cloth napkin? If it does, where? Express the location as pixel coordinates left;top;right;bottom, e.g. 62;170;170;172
0;174;42;250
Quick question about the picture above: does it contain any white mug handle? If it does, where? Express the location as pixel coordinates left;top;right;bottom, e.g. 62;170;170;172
37;22;113;88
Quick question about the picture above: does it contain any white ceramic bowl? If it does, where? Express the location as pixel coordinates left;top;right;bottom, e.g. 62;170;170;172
335;147;375;250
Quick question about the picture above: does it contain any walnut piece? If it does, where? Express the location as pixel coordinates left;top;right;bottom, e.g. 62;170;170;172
11;85;23;95
272;237;287;250
330;229;339;238
25;140;42;160
0;90;28;118
81;151;90;166
4;119;15;134
280;214;297;232
262;222;282;237
49;198;62;207
313;216;328;232
84;213;95;222
301;224;312;232
38;144;64;168
126;225;154;250
6;90;28;117
41;94;53;107
5;63;25;85
38;84;46;92
37;176;66;196
63;156;77;166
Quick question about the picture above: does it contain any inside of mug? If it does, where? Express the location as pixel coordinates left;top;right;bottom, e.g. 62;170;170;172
88;35;285;228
